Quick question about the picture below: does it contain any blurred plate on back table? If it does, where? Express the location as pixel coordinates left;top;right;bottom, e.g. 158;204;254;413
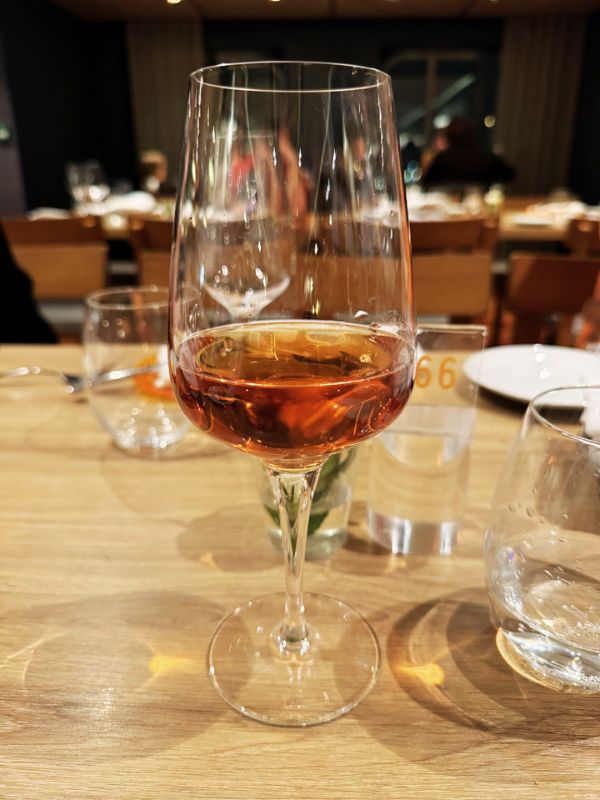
510;213;555;227
463;345;600;404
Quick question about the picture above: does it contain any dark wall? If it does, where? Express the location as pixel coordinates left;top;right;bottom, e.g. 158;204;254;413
569;11;600;205
0;0;136;210
1;8;595;207
0;36;26;215
205;17;502;151
204;17;504;66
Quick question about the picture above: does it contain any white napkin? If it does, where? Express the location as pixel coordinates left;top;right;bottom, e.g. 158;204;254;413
103;192;158;214
27;208;71;220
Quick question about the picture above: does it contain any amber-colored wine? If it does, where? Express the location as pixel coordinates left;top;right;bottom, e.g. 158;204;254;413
172;320;413;466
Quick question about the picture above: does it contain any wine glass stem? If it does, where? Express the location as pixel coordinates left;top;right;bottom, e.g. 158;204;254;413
266;465;322;649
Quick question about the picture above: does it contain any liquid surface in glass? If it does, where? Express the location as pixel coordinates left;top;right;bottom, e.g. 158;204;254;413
172;319;413;466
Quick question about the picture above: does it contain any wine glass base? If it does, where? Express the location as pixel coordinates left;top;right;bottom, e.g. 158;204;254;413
207;592;380;727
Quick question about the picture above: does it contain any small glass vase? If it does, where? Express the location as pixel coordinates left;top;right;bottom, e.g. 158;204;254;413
258;447;358;560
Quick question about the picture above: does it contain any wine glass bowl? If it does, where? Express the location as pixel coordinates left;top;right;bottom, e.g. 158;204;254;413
66;160;110;210
169;61;415;725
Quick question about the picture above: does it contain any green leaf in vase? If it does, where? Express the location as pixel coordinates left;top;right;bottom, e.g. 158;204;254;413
263;446;357;538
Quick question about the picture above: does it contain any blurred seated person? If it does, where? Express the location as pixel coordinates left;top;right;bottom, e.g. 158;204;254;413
139;149;175;197
0;225;57;343
576;269;600;349
420;128;448;175
229;129;309;223
422;118;515;190
401;139;422;169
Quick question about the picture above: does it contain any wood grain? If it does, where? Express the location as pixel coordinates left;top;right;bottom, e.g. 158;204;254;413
1;345;599;799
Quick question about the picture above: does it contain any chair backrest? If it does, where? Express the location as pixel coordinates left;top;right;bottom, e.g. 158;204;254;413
11;243;108;300
129;218;172;285
563;217;600;256
506;252;600;344
507;253;600;314
129;218;172;253
2;216;104;245
138;251;170;286
413;252;492;317
410;217;497;254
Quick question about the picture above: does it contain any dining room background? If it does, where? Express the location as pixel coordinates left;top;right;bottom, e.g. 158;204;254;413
0;0;598;216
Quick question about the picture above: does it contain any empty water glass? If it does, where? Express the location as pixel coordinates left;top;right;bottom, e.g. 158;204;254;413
367;324;486;555
83;286;190;453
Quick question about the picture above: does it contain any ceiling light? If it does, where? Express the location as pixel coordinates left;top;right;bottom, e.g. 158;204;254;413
167;0;182;5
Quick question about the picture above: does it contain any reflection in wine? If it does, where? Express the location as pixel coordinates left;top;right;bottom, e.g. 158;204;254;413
172;320;413;468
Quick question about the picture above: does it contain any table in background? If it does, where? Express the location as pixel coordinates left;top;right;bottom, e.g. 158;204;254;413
1;345;599;800
498;212;566;243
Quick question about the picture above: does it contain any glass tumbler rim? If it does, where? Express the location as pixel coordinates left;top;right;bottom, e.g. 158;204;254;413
190;60;389;94
528;383;600;449
85;285;169;312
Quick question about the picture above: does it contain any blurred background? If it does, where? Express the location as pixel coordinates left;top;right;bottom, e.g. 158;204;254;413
0;0;597;213
1;0;599;348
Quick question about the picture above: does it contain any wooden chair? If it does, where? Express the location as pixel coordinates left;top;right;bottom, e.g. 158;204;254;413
410;216;498;254
563;217;600;256
10;243;108;300
129;218;172;285
129;217;172;252
506;252;600;345
1;217;109;302
2;215;104;245
413;252;492;318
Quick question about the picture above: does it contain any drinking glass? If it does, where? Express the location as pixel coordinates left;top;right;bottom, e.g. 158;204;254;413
486;386;600;692
66;160;110;210
169;62;415;725
84;286;190;452
368;324;486;555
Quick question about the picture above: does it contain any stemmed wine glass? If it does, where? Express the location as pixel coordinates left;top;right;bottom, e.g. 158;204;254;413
66;160;110;211
169;62;415;726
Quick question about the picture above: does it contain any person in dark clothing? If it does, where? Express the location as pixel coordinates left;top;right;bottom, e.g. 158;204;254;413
422;118;515;190
0;225;57;343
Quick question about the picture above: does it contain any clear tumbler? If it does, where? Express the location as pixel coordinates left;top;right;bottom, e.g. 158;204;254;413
486;385;600;692
84;286;189;452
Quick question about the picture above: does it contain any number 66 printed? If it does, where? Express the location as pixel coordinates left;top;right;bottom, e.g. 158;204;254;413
415;355;457;389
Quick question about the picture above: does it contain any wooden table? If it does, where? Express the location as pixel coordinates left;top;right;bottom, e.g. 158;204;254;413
498;211;566;243
2;345;600;799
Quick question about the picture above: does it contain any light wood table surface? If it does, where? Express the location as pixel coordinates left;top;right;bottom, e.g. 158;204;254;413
2;345;599;799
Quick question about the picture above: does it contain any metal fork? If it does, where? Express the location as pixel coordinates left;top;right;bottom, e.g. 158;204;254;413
0;364;164;394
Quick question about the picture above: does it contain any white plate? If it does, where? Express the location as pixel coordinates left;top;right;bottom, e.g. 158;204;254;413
510;213;555;227
463;345;600;404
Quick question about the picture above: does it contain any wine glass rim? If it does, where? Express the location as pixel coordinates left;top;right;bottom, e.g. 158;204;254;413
529;383;600;448
85;285;169;311
190;60;388;93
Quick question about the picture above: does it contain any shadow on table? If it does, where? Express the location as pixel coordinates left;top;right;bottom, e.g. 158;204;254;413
8;386;227;463
477;386;529;415
177;504;282;573
354;587;600;785
98;438;236;525
324;501;440;577
0;590;228;763
99;430;229;462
